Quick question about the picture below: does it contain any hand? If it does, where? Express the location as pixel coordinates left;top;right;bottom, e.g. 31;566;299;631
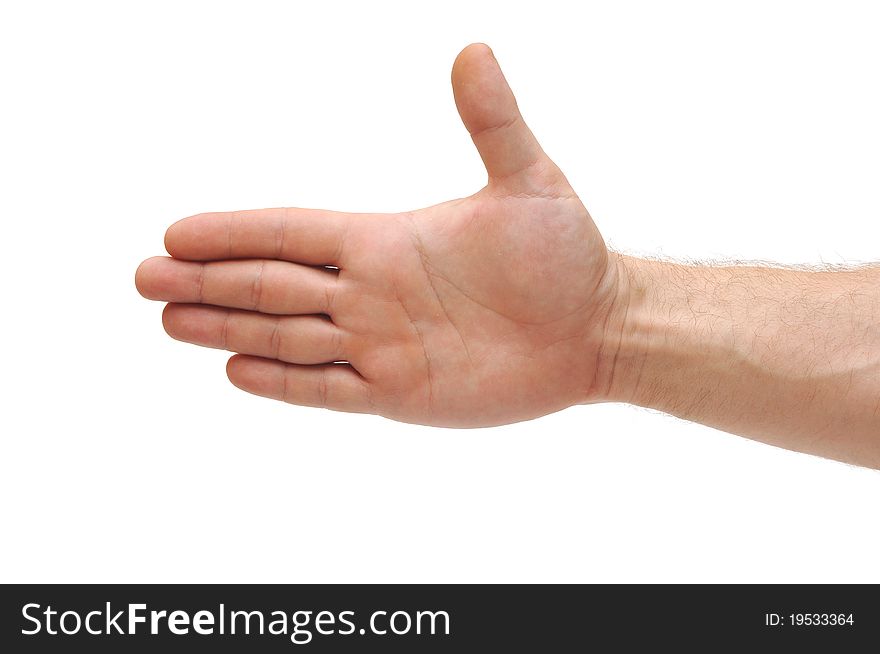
135;44;624;427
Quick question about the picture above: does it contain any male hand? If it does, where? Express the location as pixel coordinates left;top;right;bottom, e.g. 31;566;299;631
136;44;622;426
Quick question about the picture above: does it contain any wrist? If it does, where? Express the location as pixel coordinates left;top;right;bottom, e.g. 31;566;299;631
590;254;738;410
583;253;655;405
587;253;653;406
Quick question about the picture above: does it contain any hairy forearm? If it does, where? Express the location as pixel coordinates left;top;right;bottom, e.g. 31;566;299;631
603;255;880;468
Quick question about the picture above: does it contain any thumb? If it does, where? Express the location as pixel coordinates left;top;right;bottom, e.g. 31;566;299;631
452;44;558;187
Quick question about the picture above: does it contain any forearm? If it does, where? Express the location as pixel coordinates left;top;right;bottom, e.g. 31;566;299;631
604;255;880;468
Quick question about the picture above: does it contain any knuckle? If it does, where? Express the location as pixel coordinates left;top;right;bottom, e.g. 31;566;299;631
251;261;266;310
316;368;330;408
269;316;283;359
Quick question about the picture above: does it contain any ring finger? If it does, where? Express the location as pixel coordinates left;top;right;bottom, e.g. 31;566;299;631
162;304;349;365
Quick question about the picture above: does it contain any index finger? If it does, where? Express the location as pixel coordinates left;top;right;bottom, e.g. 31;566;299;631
164;207;360;266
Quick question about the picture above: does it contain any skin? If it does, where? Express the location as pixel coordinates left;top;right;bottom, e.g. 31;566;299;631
136;44;880;468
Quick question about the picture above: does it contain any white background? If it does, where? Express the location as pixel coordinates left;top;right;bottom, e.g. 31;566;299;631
1;1;878;583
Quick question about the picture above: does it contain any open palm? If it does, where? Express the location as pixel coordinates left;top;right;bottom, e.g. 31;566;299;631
136;44;622;426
